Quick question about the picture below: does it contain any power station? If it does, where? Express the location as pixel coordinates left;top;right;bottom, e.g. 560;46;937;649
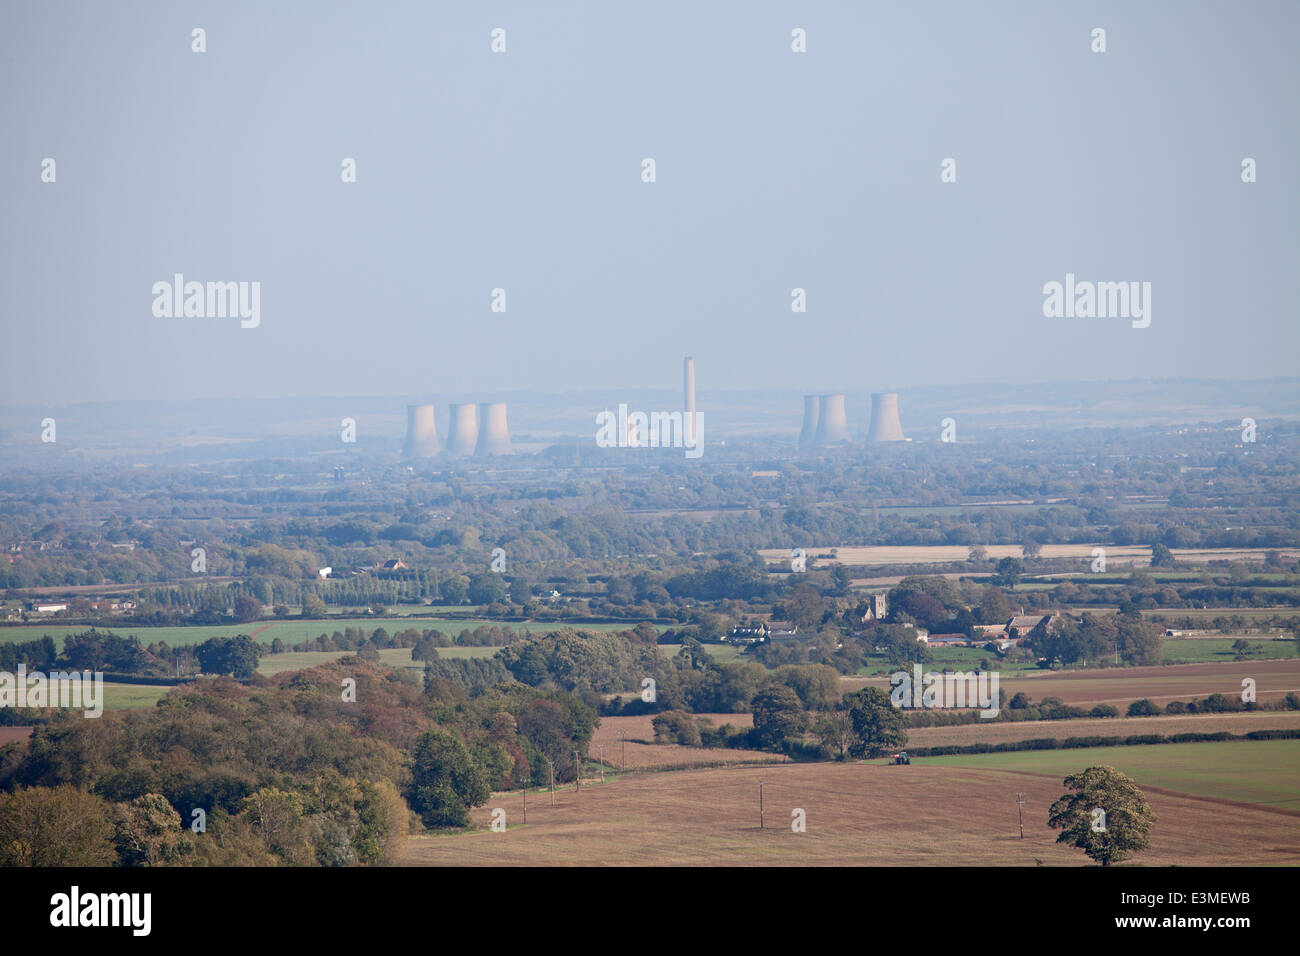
867;392;906;442
401;404;442;458
798;395;820;448
445;403;480;456
798;391;906;446
812;394;851;445
475;402;513;456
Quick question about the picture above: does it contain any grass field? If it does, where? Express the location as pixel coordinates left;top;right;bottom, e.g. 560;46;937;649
0;616;658;647
100;682;172;709
398;742;1300;866
924;739;1300;809
255;645;499;676
1162;637;1297;663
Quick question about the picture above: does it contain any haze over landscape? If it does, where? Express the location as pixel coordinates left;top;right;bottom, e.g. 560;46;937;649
3;0;1298;407
1;2;1297;918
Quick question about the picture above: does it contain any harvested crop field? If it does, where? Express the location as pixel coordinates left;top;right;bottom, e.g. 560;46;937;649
760;545;1300;567
841;659;1300;708
905;710;1300;749
398;749;1300;866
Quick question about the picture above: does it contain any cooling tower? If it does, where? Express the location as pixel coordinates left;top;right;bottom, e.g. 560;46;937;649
402;404;442;458
813;394;851;445
683;356;697;444
475;402;513;455
868;392;906;442
445;403;479;456
798;395;820;448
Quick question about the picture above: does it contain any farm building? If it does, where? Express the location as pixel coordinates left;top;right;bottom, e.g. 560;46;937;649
923;633;970;647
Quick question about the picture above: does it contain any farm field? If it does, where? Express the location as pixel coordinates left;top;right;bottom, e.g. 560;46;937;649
100;682;171;709
1161;637;1296;663
0;615;658;647
905;710;1300;749
657;643;748;665
841;659;1300;709
590;713;768;770
924;739;1300;809
254;645;497;677
760;545;1300;568
398;744;1300;866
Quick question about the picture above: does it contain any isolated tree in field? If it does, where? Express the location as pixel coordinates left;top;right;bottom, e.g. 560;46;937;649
467;572;507;605
195;634;260;678
301;592;328;618
994;557;1022;589
1048;766;1155;866
750;684;807;749
1022;540;1042;559
814;709;855;760
233;595;263;623
409;729;490;828
844;686;908;758
1150;543;1176;568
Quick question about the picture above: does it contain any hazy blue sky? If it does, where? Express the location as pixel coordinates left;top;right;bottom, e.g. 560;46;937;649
3;1;1296;405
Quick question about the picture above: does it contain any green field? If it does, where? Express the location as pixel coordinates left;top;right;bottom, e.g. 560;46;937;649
100;682;172;710
0;616;660;648
1162;638;1296;663
657;643;749;665
923;740;1300;808
255;645;500;676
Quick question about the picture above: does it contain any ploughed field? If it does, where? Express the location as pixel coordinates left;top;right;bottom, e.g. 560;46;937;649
905;710;1300;749
841;659;1300;709
398;741;1300;866
589;713;769;769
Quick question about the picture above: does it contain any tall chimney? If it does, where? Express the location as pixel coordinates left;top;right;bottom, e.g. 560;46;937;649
868;392;905;442
813;393;851;445
798;395;820;448
402;403;442;458
475;402;513;455
445;403;479;456
683;356;697;444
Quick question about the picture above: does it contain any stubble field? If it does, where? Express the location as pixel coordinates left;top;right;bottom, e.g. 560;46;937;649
399;742;1300;866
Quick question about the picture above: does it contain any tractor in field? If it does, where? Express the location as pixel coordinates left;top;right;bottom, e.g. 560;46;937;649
889;751;911;765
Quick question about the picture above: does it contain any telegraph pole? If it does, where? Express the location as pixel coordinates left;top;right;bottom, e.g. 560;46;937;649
597;744;606;783
619;730;627;771
574;749;581;792
522;777;528;824
547;758;555;806
1016;792;1026;839
759;782;765;830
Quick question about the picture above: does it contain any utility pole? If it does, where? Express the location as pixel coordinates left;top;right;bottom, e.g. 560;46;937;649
759;782;765;830
1016;792;1026;839
574;749;581;792
522;778;528;824
547;758;555;806
597;744;606;783
619;730;627;772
